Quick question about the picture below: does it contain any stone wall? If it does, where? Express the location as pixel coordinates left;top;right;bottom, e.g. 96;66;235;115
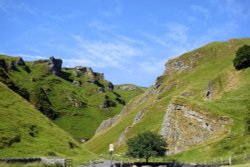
0;157;66;167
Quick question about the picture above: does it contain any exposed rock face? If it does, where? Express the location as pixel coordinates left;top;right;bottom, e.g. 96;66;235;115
170;59;190;71
206;81;212;99
48;57;62;75
115;97;126;105
72;80;81;86
94;104;131;136
16;57;25;66
98;87;105;93
67;96;83;107
9;61;16;71
160;103;230;154
116;109;145;146
106;82;114;91
100;95;116;109
132;109;145;125
119;85;137;91
94;73;104;80
117;126;131;146
74;66;93;76
0;59;7;70
165;52;203;73
73;66;104;80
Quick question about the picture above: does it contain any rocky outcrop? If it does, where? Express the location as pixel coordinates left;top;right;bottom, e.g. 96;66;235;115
72;80;81;86
73;66;104;80
74;66;93;76
9;61;16;71
117;126;131;146
100;95;116;109
0;59;7;70
67;96;84;108
16;57;25;66
116;109;145;146
205;81;212;99
94;103;132;136
165;52;203;73
160;103;230;154
48;57;62;75
106;82;114;91
119;85;137;91
132;109;145;125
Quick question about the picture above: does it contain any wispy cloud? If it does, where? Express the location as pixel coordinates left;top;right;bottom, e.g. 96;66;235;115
190;4;209;19
139;58;166;74
103;0;123;17
66;35;143;68
210;0;250;20
141;22;191;57
0;0;35;14
88;21;118;31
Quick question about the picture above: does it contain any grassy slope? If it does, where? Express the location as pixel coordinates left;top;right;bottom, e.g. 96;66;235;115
85;38;250;162
0;56;145;140
0;82;94;164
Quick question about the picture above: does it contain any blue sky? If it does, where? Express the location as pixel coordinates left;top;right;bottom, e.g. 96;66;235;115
0;0;250;87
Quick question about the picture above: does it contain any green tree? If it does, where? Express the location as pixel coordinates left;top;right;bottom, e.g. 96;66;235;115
233;45;250;70
126;131;167;163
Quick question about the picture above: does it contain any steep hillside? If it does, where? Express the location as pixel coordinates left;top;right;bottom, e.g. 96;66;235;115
0;56;145;140
85;38;250;162
0;82;92;161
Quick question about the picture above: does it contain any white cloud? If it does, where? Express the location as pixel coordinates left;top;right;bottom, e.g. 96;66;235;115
141;23;191;57
139;58;166;74
67;35;143;68
88;21;118;31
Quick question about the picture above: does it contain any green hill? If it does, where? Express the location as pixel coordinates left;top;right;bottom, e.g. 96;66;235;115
0;56;145;141
0;82;93;162
85;38;250;162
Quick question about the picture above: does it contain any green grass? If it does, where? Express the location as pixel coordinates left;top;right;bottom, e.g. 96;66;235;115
0;55;145;140
85;38;250;164
0;82;96;165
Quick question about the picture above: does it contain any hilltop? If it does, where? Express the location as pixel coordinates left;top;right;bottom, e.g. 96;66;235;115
0;55;145;141
85;38;250;162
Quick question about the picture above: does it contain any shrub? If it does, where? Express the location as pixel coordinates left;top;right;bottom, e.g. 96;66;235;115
233;45;250;70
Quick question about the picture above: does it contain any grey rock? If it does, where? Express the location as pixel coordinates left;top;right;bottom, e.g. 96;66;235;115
116;109;145;146
16;57;25;66
94;104;131;136
9;61;16;71
74;66;94;77
205;81;212;99
160;103;230;154
106;82;114;91
48;56;62;75
73;80;81;86
100;96;116;109
98;87;105;93
132;109;144;125
41;157;66;167
119;85;137;91
0;59;6;70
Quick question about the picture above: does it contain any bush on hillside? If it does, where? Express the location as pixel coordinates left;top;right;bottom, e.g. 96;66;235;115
233;45;250;70
126;131;167;163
